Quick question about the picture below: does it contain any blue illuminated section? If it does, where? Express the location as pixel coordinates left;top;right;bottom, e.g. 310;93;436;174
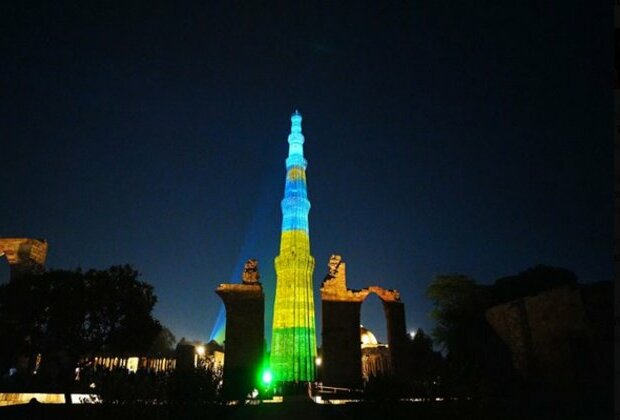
281;111;310;234
286;111;306;168
281;199;310;232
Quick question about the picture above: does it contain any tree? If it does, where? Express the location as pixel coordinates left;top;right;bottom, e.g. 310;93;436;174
165;365;221;406
0;270;51;375
426;274;490;351
0;265;165;398
426;274;515;398
150;327;177;354
406;329;445;399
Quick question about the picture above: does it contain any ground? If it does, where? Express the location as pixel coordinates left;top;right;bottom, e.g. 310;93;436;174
0;399;611;420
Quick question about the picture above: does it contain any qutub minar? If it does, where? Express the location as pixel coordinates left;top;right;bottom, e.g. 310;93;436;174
270;110;318;382
214;111;406;396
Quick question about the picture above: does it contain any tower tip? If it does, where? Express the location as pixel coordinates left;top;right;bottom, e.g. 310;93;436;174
290;110;303;131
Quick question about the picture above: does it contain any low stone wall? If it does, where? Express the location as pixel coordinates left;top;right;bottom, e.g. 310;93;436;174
0;393;65;406
0;393;100;406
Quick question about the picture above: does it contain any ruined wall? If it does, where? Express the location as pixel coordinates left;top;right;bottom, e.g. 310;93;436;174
0;238;48;281
486;284;612;395
322;300;363;388
320;255;408;389
321;257;365;388
216;260;265;399
485;300;532;377
383;300;408;379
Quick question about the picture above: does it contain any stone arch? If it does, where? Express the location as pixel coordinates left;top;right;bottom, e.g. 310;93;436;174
0;238;48;282
320;255;408;389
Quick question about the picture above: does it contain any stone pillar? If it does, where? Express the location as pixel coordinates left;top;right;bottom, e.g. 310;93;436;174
216;259;265;399
383;300;408;379
320;256;367;389
175;342;196;372
322;300;363;388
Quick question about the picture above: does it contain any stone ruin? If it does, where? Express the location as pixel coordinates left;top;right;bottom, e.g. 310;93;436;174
320;254;408;389
215;259;265;399
0;238;48;281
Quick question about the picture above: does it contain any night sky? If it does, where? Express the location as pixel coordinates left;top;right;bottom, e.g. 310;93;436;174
1;2;612;344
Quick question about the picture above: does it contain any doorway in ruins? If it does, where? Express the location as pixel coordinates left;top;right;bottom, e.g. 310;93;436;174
360;292;391;382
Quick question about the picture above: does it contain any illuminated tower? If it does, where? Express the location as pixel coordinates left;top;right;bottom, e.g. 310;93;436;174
270;110;317;383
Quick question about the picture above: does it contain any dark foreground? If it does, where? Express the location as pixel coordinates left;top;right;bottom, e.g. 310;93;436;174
0;399;611;420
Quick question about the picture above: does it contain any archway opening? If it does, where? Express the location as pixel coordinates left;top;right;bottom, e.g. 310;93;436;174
360;292;390;382
360;293;387;344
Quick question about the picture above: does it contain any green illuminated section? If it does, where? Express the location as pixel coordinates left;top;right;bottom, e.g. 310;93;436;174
270;326;317;381
270;111;317;382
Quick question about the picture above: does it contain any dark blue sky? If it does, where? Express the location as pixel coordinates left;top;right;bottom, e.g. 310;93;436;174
0;2;612;344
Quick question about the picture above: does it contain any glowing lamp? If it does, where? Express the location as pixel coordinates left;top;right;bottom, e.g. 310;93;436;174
261;370;273;385
196;345;206;356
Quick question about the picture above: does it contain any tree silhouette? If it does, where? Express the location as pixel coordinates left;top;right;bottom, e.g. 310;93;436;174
0;265;164;399
406;329;444;399
427;274;517;399
150;327;177;353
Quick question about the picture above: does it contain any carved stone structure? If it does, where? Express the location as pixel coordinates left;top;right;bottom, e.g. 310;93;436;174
0;238;48;281
216;259;265;399
242;259;260;284
320;255;408;389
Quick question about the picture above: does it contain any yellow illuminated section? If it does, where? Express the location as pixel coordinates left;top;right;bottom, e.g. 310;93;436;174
279;230;310;252
287;167;306;181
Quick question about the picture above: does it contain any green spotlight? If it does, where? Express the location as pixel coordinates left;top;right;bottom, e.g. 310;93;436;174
261;369;273;386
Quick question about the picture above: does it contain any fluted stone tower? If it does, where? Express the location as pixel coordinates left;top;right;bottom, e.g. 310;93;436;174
270;111;317;383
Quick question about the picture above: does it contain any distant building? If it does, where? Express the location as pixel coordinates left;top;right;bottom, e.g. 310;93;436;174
86;353;175;373
81;338;224;375
360;326;390;381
